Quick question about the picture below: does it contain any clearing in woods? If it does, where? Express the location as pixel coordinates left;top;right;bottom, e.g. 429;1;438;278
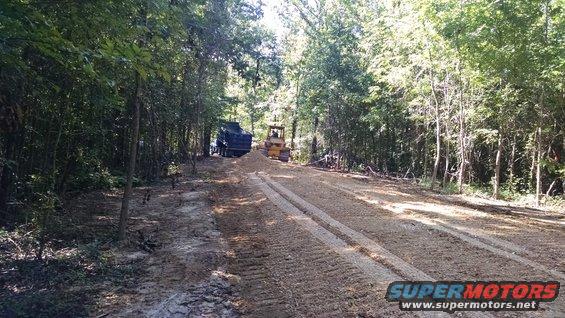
3;2;564;317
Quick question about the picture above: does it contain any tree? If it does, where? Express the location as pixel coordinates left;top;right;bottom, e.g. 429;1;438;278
273;0;563;202
0;0;280;236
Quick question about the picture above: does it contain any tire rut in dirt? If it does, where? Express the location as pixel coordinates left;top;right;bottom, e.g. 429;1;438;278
214;173;411;317
259;170;564;316
266;170;563;282
220;154;564;317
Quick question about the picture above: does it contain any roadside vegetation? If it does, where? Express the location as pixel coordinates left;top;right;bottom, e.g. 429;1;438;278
261;0;564;207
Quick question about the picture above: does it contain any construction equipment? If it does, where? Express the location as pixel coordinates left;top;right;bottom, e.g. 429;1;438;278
210;122;252;157
260;125;291;162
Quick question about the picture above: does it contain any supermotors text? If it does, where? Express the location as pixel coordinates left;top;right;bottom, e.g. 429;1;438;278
385;281;560;312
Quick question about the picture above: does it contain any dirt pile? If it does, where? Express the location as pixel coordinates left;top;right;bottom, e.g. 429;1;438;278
231;150;275;173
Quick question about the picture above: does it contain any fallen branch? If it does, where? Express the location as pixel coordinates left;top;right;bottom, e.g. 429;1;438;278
307;155;330;165
365;165;378;176
546;178;559;197
6;236;24;254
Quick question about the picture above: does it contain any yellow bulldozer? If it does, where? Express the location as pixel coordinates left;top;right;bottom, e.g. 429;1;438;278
260;125;291;162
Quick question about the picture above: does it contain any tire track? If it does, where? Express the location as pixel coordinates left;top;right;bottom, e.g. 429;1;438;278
247;174;421;317
220;153;563;317
216;170;418;317
256;173;433;281
275;165;562;279
317;180;565;281
257;172;565;317
295;166;563;231
249;173;472;318
325;180;548;256
324;180;530;255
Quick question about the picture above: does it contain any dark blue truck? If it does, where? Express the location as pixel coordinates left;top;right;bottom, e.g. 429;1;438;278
210;122;252;157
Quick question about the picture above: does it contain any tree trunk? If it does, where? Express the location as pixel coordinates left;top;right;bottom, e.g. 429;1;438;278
422;124;429;177
118;72;143;241
201;124;211;157
457;106;466;191
250;112;255;136
0;132;16;224
57;152;76;197
291;75;300;150
535;1;550;206
309;116;319;163
443;131;450;187
455;44;466;193
291;117;297;149
427;56;441;189
535;127;542;207
118;2;148;240
546;179;557;196
530;139;537;190
431;108;441;189
493;132;503;199
190;130;198;174
442;77;452;187
508;134;517;190
149;102;160;180
562;135;565;197
191;51;208;174
179;124;188;162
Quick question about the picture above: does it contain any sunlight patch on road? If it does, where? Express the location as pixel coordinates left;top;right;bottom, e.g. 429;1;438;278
316;178;565;280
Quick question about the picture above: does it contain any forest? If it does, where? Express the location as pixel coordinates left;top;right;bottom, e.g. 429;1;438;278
264;0;564;205
0;0;564;316
0;0;281;232
1;0;564;248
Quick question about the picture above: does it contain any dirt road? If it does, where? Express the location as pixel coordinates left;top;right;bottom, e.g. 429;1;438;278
213;151;564;317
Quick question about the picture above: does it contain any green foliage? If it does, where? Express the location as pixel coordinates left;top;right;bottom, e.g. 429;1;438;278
272;0;563;201
0;0;276;224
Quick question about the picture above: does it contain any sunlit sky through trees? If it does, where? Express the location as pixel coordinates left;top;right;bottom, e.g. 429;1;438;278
260;0;287;41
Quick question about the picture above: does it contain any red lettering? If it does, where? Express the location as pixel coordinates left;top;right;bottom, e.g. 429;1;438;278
542;283;558;300
527;283;544;299
499;284;514;299
464;283;484;299
512;284;529;299
483;284;499;299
